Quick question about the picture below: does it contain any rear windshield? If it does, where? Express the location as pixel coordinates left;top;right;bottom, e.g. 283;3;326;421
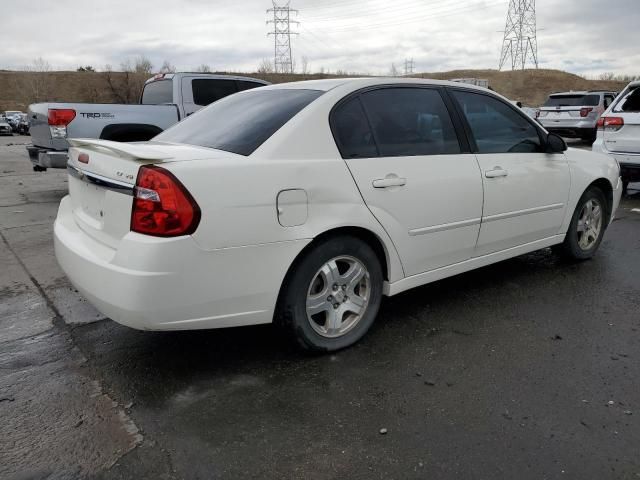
141;80;173;104
544;94;600;107
613;87;640;113
155;89;323;156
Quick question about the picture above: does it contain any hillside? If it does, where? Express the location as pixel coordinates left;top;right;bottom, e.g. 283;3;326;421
0;68;628;112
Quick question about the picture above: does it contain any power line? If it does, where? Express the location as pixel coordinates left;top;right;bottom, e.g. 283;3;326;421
267;1;299;74
305;0;504;34
498;0;538;70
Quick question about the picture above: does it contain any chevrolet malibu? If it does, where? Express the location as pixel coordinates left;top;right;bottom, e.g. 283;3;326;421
54;78;622;352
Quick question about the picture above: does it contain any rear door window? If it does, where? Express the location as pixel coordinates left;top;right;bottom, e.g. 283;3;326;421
141;80;173;104
604;95;615;109
155;89;323;156
192;79;238;106
331;97;378;158
237;80;265;92
452;90;543;154
358;87;461;157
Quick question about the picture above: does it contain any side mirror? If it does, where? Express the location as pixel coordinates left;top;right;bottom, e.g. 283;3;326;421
546;132;567;153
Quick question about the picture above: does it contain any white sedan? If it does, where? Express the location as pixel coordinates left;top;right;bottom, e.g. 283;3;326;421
54;78;622;351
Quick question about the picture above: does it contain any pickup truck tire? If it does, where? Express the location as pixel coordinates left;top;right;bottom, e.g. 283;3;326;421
99;124;163;143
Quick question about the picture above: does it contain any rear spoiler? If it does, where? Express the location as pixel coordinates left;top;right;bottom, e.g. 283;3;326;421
67;138;173;161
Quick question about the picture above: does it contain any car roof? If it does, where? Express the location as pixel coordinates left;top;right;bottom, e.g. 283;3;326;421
260;77;491;92
144;73;270;85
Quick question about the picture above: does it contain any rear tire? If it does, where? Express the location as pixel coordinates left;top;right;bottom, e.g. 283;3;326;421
557;186;607;260
276;236;383;352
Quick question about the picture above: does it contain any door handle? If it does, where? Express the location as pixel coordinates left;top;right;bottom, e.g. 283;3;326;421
372;176;407;188
485;167;508;178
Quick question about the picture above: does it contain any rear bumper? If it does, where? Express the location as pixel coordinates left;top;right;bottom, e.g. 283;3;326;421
592;141;640;182
27;145;68;168
54;195;309;331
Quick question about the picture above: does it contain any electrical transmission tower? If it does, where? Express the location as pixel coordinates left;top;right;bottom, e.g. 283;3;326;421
498;0;538;71
267;1;298;74
404;58;415;76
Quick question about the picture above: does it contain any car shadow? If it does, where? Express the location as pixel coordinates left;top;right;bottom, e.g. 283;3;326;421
70;245;589;409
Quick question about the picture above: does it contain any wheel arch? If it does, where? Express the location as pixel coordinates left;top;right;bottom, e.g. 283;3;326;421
275;226;396;314
99;123;163;142
587;177;614;224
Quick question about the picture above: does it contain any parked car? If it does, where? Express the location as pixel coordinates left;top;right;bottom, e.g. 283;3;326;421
538;91;617;143
5;112;23;133
592;81;640;193
17;113;30;135
510;100;538;119
0;118;12;136
27;73;269;171
54;78;622;352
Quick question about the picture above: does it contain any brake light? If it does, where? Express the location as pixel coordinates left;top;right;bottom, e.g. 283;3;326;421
48;109;76;126
580;107;593;117
131;166;200;237
598;116;624;131
48;108;76;139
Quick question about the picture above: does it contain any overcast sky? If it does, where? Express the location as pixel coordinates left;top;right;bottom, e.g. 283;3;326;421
1;0;638;76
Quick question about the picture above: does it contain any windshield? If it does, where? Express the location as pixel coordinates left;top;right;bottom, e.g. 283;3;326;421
155;88;324;156
544;94;600;107
141;80;173;105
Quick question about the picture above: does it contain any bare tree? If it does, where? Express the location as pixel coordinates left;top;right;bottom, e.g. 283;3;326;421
194;64;212;73
160;60;176;74
134;55;154;74
103;58;151;104
257;58;274;74
599;72;616;81
19;57;54;104
300;56;310;75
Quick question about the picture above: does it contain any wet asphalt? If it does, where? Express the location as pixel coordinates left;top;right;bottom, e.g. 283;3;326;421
1;135;639;479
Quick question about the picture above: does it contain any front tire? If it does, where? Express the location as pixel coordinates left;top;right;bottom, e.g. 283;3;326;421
276;236;383;352
558;186;607;260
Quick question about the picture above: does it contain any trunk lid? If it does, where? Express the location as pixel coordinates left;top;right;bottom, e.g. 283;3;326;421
66;139;222;248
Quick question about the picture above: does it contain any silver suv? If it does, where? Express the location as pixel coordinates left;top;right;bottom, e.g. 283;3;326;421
538;91;617;142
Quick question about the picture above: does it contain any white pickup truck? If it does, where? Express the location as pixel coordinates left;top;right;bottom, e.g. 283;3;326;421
26;72;269;171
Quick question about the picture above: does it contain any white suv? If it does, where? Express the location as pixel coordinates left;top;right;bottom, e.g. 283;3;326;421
538;91;617;143
592;81;640;193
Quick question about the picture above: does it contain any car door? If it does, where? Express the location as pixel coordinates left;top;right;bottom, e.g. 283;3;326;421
449;89;570;256
333;86;484;277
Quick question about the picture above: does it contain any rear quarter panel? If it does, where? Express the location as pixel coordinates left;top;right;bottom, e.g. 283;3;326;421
161;86;405;282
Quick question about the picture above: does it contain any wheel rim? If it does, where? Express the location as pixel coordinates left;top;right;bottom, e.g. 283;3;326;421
306;255;371;338
577;198;603;251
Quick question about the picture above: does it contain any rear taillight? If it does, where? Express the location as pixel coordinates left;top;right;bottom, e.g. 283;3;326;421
580;107;593;117
598;116;624;131
48;108;76;139
131;166;200;237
